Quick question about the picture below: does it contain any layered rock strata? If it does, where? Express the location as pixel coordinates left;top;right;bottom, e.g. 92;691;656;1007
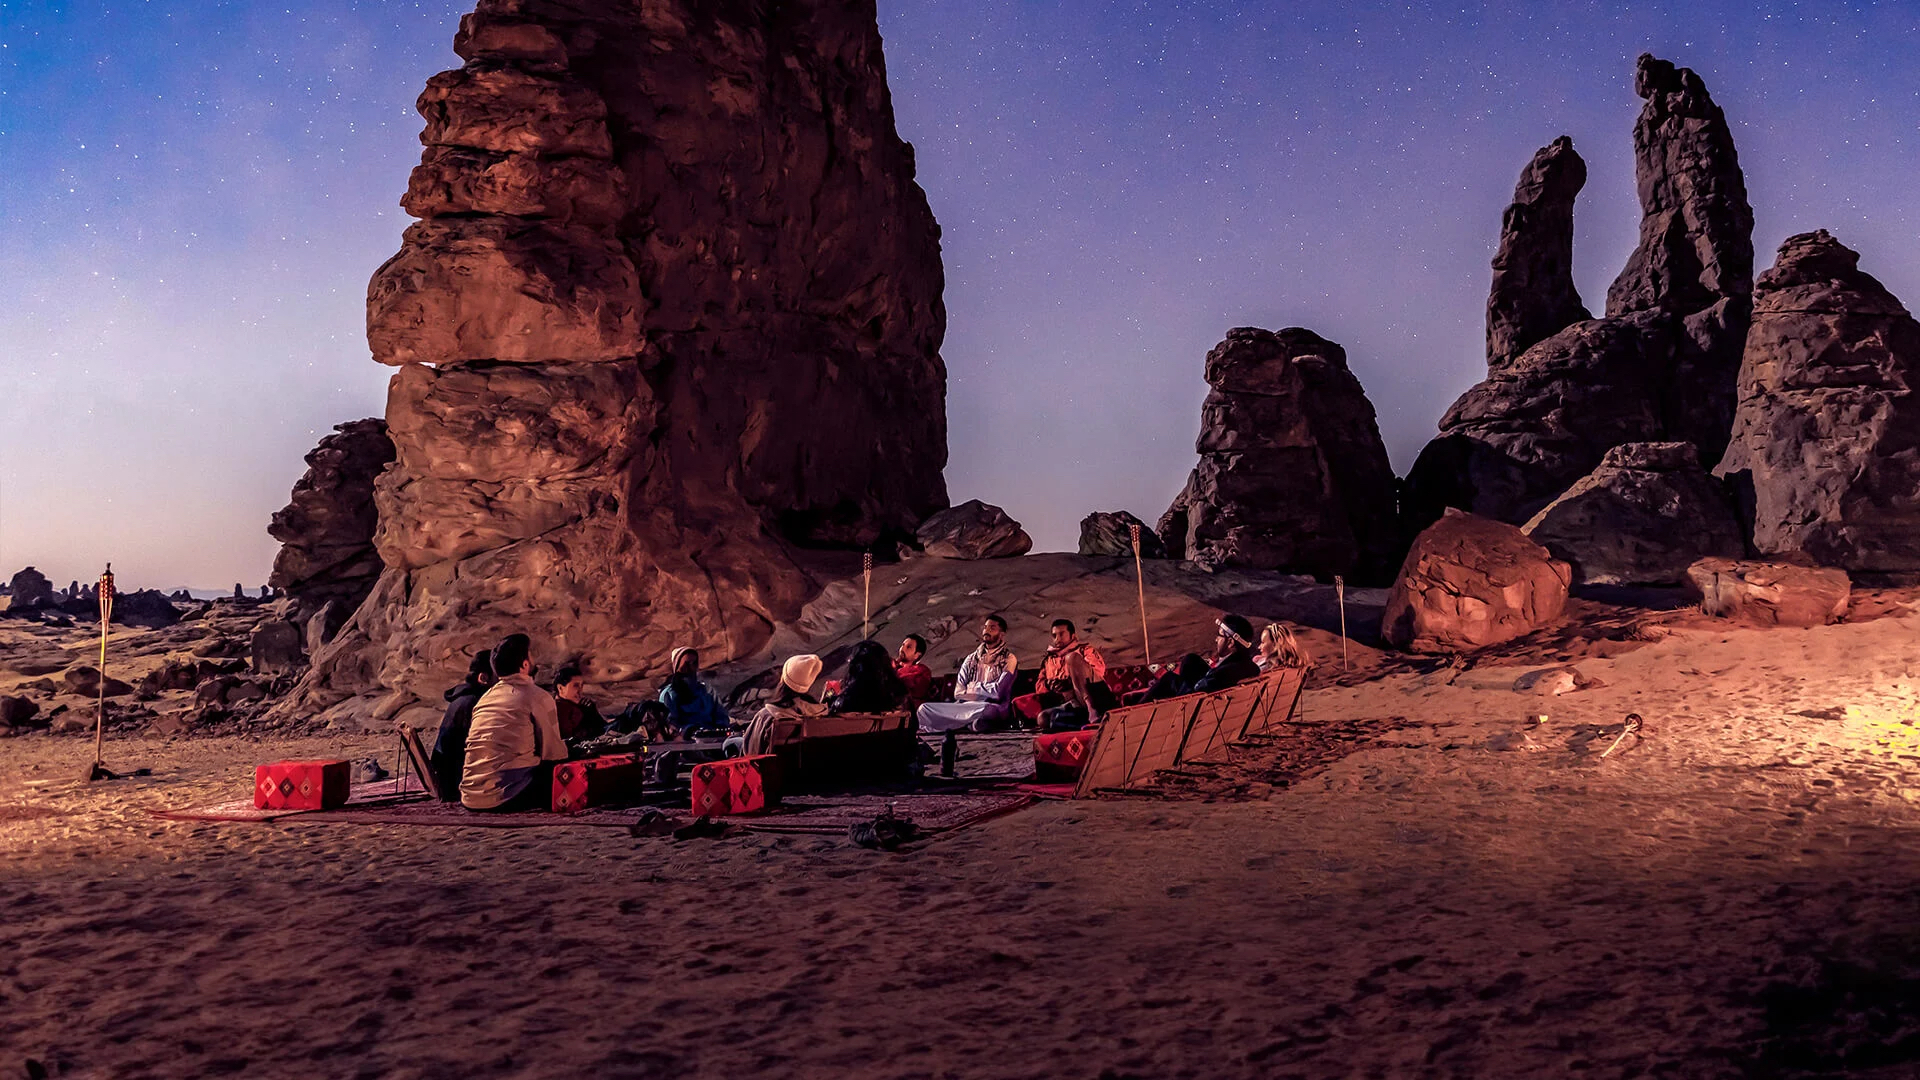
1522;442;1744;586
1716;231;1920;574
1158;328;1400;582
1686;557;1850;627
268;419;394;640
285;0;949;724
1405;55;1754;527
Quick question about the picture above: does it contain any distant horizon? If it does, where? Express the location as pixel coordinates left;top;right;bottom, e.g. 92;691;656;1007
4;2;1916;587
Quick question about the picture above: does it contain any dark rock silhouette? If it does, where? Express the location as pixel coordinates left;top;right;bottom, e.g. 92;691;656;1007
1382;510;1571;653
1078;511;1165;559
1522;442;1744;585
1405;55;1753;528
917;501;1031;560
283;0;948;725
268;419;394;638
1716;230;1920;574
1487;136;1590;369
7;568;54;610
1159;328;1400;581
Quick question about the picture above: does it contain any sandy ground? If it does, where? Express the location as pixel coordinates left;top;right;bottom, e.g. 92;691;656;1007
7;602;1920;1078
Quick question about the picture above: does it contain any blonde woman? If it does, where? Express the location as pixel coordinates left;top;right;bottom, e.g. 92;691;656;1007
1257;622;1311;672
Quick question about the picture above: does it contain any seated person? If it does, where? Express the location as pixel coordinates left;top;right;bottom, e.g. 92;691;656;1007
658;646;729;739
1142;614;1262;700
918;615;1019;735
894;634;934;707
460;633;566;812
829;639;908;714
1256;622;1312;672
429;651;493;802
553;663;607;745
1016;619;1111;733
742;654;829;756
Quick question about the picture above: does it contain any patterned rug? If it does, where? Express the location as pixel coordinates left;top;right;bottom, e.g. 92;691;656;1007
151;783;1034;835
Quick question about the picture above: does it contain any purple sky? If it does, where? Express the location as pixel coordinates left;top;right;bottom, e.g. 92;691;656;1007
3;1;1916;590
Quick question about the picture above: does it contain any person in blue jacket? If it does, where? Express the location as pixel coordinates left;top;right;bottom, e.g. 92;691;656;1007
658;646;729;737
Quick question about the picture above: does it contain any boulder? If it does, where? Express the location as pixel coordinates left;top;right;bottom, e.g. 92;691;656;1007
268;419;395;637
1522;442;1744;585
1716;231;1920;574
137;660;204;696
62;666;133;698
1078;511;1165;558
7;567;54;610
104;589;181;629
1;696;42;728
1381;510;1572;653
917;501;1032;560
278;0;949;724
1487;136;1591;369
1159;327;1401;580
1686;557;1850;627
249;620;305;675
1404;55;1753;527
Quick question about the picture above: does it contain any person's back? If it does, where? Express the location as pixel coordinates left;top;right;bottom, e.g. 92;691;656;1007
461;672;563;810
431;680;486;802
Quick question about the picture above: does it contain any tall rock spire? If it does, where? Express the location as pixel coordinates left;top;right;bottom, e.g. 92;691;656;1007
1486;135;1589;371
1606;54;1754;318
1403;56;1754;529
276;0;950;724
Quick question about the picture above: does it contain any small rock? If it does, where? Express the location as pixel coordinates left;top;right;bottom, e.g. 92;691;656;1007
249;620;305;675
351;757;390;784
1513;667;1585;695
61;666;134;698
49;715;89;735
1;695;42;728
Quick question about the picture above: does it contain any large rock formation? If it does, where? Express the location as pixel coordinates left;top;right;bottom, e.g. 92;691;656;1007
268;419;395;638
283;0;949;725
1380;509;1571;653
1487;136;1590;369
6;567;54;611
1716;231;1920;575
1158;328;1400;582
1405;55;1753;527
1522;442;1744;586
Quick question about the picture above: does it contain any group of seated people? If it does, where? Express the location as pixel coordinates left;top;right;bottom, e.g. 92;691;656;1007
426;609;1313;810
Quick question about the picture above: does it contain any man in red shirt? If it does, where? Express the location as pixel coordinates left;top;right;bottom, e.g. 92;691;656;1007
894;634;933;707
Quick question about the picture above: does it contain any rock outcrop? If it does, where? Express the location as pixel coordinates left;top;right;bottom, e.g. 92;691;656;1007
1381;509;1571;653
1487;136;1590;369
282;0;949;725
917;501;1031;560
1522;442;1744;585
1078;511;1165;559
1686;557;1850;627
1716;231;1920;575
1405;55;1753;527
1159;328;1401;581
6;568;54;611
268;419;395;638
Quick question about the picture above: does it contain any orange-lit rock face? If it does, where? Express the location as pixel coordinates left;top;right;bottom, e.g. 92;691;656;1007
286;0;949;724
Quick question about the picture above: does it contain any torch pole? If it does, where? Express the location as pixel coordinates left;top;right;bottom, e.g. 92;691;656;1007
862;551;873;641
94;564;115;770
1131;525;1152;667
1334;574;1348;672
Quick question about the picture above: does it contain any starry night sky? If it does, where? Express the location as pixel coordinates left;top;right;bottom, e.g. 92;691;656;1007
2;1;1916;590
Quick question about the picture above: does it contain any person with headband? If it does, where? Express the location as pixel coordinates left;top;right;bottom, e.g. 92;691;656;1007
1140;613;1261;701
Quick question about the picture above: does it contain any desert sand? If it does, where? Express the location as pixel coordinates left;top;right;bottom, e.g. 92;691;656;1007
6;587;1920;1079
